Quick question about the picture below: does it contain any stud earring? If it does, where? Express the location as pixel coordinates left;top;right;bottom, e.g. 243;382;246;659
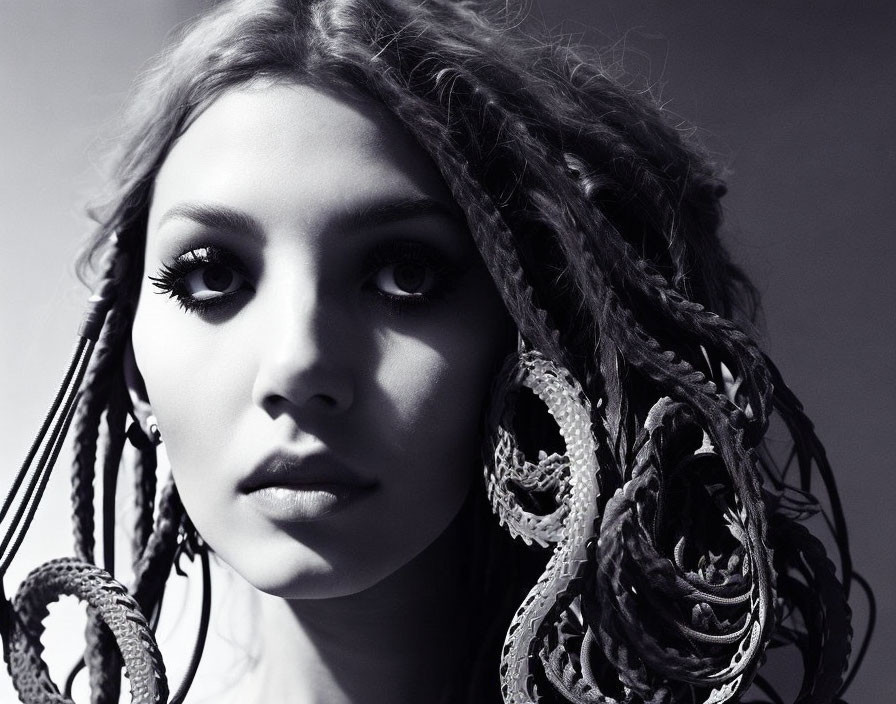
145;414;161;445
126;413;162;450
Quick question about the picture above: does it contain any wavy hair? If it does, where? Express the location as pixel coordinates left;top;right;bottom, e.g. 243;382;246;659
68;1;865;702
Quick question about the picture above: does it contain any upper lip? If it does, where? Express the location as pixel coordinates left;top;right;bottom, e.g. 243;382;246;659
239;449;374;492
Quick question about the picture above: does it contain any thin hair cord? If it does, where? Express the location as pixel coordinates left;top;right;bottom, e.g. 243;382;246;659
838;571;875;696
148;583;166;633
168;544;211;704
0;337;87;527
748;674;786;704
63;656;85;699
764;355;852;589
0;340;93;575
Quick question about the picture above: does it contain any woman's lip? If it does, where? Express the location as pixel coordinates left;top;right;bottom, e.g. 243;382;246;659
239;449;372;493
243;483;375;522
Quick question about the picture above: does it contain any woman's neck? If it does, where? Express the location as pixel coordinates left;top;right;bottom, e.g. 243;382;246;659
251;507;475;704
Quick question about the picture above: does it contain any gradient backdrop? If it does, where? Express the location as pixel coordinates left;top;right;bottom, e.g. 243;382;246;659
1;1;892;701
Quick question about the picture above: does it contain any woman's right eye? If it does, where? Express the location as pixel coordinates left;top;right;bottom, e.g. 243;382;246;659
149;246;252;313
182;262;247;300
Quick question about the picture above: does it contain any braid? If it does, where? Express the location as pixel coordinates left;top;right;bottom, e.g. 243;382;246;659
80;477;183;704
82;373;129;704
404;59;773;440
130;475;185;613
349;25;767;473
132;447;158;562
71;305;130;565
100;374;129;577
83;615;122;704
66;232;158;703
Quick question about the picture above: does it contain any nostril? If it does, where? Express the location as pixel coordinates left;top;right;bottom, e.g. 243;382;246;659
309;393;340;410
259;387;350;421
251;345;356;417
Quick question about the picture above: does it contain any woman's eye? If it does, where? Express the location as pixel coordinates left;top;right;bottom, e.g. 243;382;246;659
363;241;462;308
183;263;246;300
372;261;435;297
149;246;252;313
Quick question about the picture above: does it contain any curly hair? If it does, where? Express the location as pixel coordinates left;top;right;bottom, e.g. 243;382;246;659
56;1;865;702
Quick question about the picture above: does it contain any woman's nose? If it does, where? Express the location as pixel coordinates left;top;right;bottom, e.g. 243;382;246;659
250;285;355;419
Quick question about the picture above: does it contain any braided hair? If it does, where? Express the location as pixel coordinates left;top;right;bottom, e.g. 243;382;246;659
67;1;864;702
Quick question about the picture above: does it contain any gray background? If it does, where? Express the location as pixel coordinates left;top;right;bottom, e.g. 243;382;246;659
0;1;892;701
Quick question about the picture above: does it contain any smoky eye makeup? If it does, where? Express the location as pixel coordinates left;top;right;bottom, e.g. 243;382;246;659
148;245;254;315
147;232;474;319
360;239;470;314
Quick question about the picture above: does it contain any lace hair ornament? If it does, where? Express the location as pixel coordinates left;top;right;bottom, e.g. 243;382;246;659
591;398;774;704
483;348;601;703
484;345;775;704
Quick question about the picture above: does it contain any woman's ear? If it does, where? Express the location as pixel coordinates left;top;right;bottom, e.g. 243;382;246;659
124;337;161;445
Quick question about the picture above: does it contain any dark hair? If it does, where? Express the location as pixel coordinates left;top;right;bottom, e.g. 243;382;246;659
68;1;862;702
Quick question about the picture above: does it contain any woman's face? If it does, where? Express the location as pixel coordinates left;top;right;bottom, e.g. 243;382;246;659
131;81;512;598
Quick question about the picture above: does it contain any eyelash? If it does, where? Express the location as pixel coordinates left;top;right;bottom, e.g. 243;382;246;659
361;241;461;313
148;241;461;316
149;246;251;315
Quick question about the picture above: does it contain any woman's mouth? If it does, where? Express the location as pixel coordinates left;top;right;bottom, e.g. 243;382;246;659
244;483;375;522
239;449;377;522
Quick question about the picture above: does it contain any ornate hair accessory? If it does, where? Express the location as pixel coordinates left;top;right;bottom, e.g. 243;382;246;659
482;342;602;703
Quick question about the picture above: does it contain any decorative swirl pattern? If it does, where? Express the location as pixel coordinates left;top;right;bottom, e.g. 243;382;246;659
487;369;776;704
590;398;772;703
483;350;601;704
4;558;168;704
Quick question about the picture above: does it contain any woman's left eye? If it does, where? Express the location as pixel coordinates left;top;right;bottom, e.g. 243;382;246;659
372;261;435;297
364;242;460;306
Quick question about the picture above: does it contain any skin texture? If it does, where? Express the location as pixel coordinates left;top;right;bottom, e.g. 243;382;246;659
132;81;512;600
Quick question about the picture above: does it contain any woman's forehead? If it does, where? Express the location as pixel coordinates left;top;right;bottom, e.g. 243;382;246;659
147;81;455;241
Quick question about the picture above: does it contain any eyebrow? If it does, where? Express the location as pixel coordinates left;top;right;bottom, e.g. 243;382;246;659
155;196;463;241
156;202;265;242
346;196;463;230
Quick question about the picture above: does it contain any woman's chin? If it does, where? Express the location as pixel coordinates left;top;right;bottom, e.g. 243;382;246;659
217;555;354;600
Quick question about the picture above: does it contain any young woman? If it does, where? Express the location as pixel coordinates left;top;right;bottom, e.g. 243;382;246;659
0;1;868;702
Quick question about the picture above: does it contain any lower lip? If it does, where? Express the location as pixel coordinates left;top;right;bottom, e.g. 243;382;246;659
244;483;374;522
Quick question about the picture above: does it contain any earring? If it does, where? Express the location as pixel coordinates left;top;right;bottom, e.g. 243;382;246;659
145;415;161;445
173;516;205;576
482;340;604;704
126;413;162;450
482;339;600;548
